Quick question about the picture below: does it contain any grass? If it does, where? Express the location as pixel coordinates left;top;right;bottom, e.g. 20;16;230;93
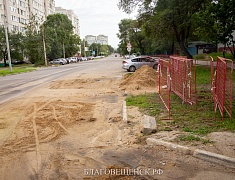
209;52;235;61
125;65;235;143
193;52;235;61
0;66;36;76
126;93;161;116
193;53;207;60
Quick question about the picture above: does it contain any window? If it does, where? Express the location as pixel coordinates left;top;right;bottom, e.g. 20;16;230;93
131;58;138;62
20;1;25;8
140;58;147;62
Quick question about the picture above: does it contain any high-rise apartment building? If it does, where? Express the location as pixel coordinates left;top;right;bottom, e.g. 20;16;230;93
85;35;97;45
0;0;55;33
85;34;108;46
55;7;80;36
97;34;108;45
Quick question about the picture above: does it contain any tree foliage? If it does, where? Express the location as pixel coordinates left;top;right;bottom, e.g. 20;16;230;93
43;13;81;60
87;43;114;56
0;27;25;66
195;0;235;57
24;15;44;64
0;27;7;66
117;18;151;55
118;0;212;58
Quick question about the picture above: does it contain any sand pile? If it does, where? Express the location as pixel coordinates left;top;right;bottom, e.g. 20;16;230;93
120;65;158;91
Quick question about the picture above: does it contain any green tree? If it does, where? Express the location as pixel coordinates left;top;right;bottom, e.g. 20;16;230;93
24;15;44;64
43;13;81;60
117;19;144;55
80;39;89;57
0;27;25;66
9;32;25;61
118;0;211;58
107;45;115;55
195;0;235;58
0;26;8;66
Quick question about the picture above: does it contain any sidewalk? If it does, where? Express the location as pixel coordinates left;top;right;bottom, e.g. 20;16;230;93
146;137;235;169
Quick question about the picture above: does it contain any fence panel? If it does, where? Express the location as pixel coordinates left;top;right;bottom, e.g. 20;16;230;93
170;56;196;105
210;57;216;102
158;59;171;119
214;57;233;121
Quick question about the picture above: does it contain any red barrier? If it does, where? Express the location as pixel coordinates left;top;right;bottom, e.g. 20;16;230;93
158;59;171;119
213;57;233;121
210;57;216;102
170;56;196;105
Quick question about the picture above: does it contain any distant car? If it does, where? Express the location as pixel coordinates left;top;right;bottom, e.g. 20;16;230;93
122;56;159;72
11;59;25;65
87;56;94;60
82;57;88;61
66;57;78;63
49;58;67;65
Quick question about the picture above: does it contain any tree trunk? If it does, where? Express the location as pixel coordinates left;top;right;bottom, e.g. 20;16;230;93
179;41;192;59
223;44;226;58
171;41;175;55
173;25;192;59
226;42;235;58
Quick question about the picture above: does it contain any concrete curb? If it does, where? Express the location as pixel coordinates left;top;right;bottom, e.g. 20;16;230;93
146;138;193;155
146;138;235;169
193;149;235;169
123;101;127;123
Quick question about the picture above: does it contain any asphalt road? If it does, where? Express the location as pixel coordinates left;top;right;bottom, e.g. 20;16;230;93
0;56;235;179
0;57;120;104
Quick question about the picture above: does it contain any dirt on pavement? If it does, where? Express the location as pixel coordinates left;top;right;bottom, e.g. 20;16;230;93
0;63;234;180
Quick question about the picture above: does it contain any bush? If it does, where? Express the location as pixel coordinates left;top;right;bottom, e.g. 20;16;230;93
193;53;207;60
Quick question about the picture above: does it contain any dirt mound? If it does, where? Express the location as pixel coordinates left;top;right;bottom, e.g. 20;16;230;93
120;65;158;91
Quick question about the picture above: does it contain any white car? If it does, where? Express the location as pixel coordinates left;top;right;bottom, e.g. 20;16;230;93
82;57;88;61
67;57;78;63
122;56;159;72
49;58;67;65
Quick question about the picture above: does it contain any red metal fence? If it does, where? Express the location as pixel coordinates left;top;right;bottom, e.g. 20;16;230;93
212;57;233;121
158;59;171;119
210;57;216;102
170;56;197;105
158;56;196;119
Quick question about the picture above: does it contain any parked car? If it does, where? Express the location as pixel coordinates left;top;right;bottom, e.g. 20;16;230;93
87;56;94;60
66;57;78;63
78;57;83;61
11;59;25;65
122;56;159;72
82;57;88;61
49;58;67;65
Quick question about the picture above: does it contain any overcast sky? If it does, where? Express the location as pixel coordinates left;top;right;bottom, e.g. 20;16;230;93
55;0;137;48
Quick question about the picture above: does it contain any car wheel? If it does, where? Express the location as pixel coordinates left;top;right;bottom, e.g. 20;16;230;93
129;66;136;72
153;64;158;70
60;62;63;65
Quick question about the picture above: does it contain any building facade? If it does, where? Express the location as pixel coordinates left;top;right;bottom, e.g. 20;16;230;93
97;34;108;45
85;34;108;46
0;0;55;33
55;7;80;36
85;35;96;45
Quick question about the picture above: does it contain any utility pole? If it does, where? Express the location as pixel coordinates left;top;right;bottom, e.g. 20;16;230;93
42;26;47;66
3;1;12;72
83;39;86;57
62;42;65;58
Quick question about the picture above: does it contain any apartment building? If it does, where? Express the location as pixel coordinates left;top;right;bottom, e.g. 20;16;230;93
85;35;97;45
55;7;80;36
97;34;108;45
85;34;108;45
0;0;55;33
